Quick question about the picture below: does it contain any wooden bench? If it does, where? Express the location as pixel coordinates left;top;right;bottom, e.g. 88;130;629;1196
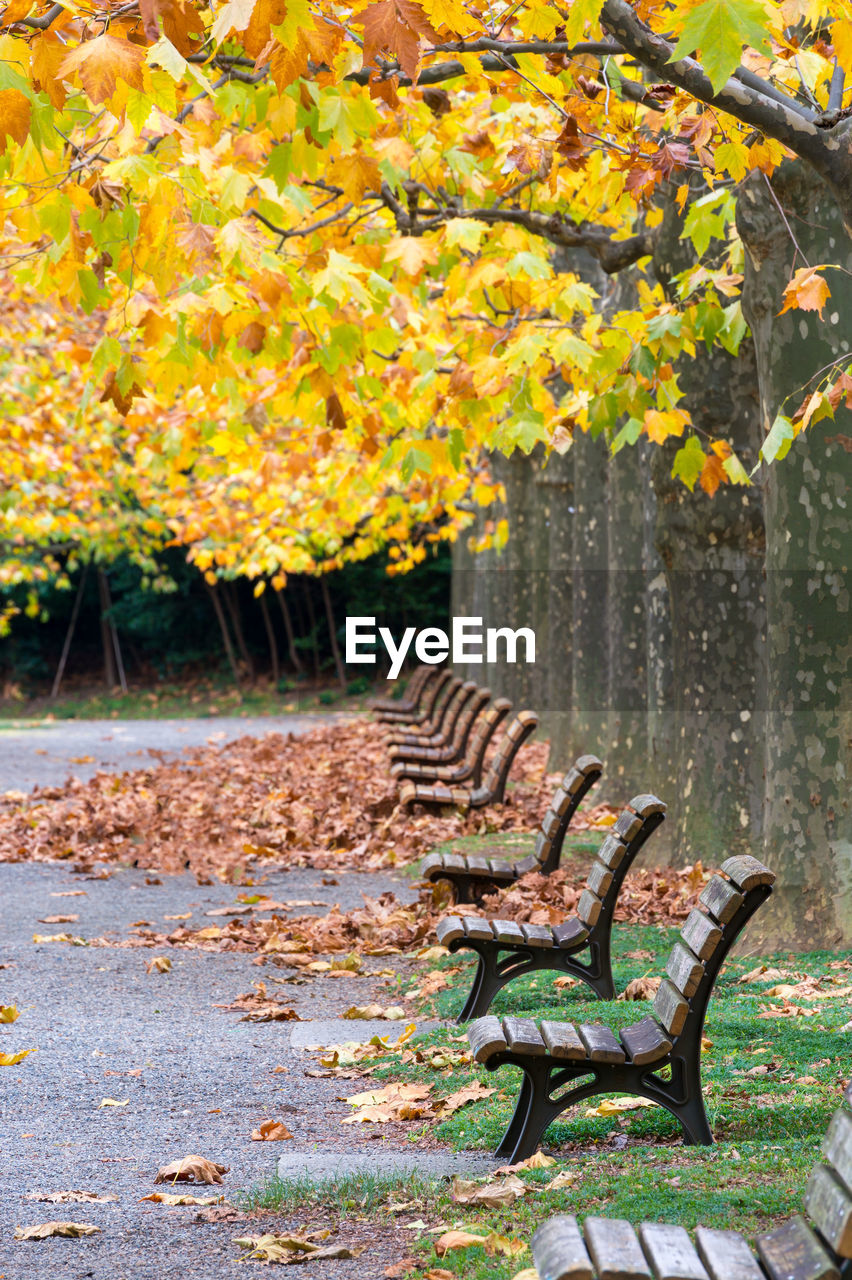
398;710;539;814
532;1083;852;1280
435;793;665;1020
370;663;432;718
376;666;452;726
384;672;462;742
383;677;474;749
466;854;775;1163
420;755;603;905
388;684;491;772
395;695;512;792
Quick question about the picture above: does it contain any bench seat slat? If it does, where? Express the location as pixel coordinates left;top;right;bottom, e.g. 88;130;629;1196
638;1223;710;1280
462;917;494;941
487;859;518;879
694;1227;765;1280
521;923;555;948
468;1016;506;1063
465;855;493;875
503;1016;547;1055
578;888;603;927
584;1216;652;1279
541;1021;586;1060
491;920;526;945
532;1214;594;1280
514;854;541;876
756;1215;840;1280
804;1164;852;1257
653;979;690;1037
435;916;464;946
579;1023;625;1063
620;1017;672;1066
553;918;589;949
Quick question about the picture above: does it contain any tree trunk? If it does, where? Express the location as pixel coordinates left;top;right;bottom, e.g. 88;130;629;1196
571;427;610;762
52;563;89;699
223;581;255;682
651;189;767;866
259;587;280;685
205;580;242;688
275;587;304;676
605;442;648;796
541;451;574;767
321;575;347;690
97;568;118;690
302;580;321;683
737;164;852;949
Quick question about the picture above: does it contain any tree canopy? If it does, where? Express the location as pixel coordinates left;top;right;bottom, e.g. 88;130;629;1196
1;0;850;603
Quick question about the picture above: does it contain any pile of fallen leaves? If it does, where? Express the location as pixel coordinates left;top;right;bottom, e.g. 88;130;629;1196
0;720;582;878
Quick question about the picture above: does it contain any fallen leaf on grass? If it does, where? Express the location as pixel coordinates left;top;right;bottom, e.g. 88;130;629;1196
343;1004;407;1020
543;1171;576;1191
146;957;172;974
435;1230;489;1255
585;1096;658;1116
234;1233;364;1263
0;1005;20;1022
26;1190;118;1204
452;1175;527;1207
436;1082;494;1115
620;976;661;1001
342;1082;432;1124
251;1120;294;1141
154;1155;229;1185
0;1048;36;1065
495;1151;555;1174
510;1270;539;1280
38;914;79;924
98;1098;128;1108
140;1192;223;1206
15;1221;101;1239
739;965;790;984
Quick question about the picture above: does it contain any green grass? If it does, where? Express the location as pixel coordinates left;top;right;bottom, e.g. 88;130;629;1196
267;919;850;1278
237;1169;437;1215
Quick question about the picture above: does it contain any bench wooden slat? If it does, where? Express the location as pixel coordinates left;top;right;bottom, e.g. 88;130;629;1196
542;808;562;839
551;787;575;819
598;834;629;870
620;1017;672;1066
553;918;589;949
821;1104;852;1196
584;1215;652;1279
514;853;541;876
491;920;526;945
578;889;603;927
653;979;690;1037
462;917;494;941
521;923;555;948
465;855;493;875
579;1023;625;1063
441;853;467;872
435;916;464;946
540;1021;586;1059
665;942;704;998
532;1214;594;1280
719;855;776;892
680;909;723;961
629;794;667;817
804;1164;852;1257
487;859;518;879
468;1016;507;1063
756;1215;840;1280
503;1016;547;1055
698;876;744;926
638;1223;710;1280
587;859;614;899
613;810;643;842
694;1227;765;1280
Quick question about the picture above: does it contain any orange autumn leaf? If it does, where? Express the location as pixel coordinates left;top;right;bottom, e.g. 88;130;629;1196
57;35;146;104
779;266;831;317
0;89;30;152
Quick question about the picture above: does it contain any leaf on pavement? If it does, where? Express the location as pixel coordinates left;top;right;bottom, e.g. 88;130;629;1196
146;956;172;974
0;1005;20;1022
251;1119;294;1141
0;1048;36;1065
494;1151;555;1174
154;1155;229;1184
14;1221;101;1239
97;1098;129;1108
38;915;79;924
140;1192;223;1205
26;1190;118;1203
234;1232;364;1262
343;1003;407;1020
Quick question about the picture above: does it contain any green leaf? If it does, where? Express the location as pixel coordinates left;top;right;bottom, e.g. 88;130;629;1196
400;447;432;482
611;417;643;454
448;427;465;470
760;414;795;465
671;434;706;491
669;0;771;94
722;451;750;485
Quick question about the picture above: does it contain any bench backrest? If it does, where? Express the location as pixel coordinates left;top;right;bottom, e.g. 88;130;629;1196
653;855;776;1056
452;685;492;761
799;1082;852;1276
476;709;539;805
420;667;453;722
466;697;512;787
439;679;478;745
514;755;604;877
427;674;463;734
574;793;666;932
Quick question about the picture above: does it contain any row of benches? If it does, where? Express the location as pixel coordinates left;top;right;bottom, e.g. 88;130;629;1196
373;665;539;813
371;668;852;1280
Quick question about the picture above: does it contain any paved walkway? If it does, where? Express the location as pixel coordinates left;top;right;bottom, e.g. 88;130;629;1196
0;715;334;793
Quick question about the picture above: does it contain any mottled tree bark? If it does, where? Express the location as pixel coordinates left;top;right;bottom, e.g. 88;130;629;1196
571;427;610;761
542;451;574;765
652;194;767;865
606;443;648;796
737;165;852;949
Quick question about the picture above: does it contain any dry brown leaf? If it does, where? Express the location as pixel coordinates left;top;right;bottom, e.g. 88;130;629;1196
343;1004;407;1020
452;1174;527;1207
435;1230;489;1255
146;956;172;974
154;1155;229;1185
251;1120;294;1141
38;914;79;924
14;1221;101;1239
620;976;662;1001
0;1048;36;1065
436;1081;495;1115
140;1192;223;1205
0;1004;19;1023
584;1096;658;1117
234;1232;364;1262
26;1190;118;1204
495;1151;555;1174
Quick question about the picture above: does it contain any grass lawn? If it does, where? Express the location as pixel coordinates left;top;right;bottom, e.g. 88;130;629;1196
253;831;852;1278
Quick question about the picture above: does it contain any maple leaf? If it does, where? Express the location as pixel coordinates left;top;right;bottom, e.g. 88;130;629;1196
355;0;441;84
779;266;832;317
0;1048;36;1065
669;0;772;93
251;1119;294;1140
26;1191;118;1204
14;1221;101;1239
328;153;381;203
0;89;31;153
141;1191;223;1205
644;408;689;444
57;36;146;105
0;1005;20;1022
